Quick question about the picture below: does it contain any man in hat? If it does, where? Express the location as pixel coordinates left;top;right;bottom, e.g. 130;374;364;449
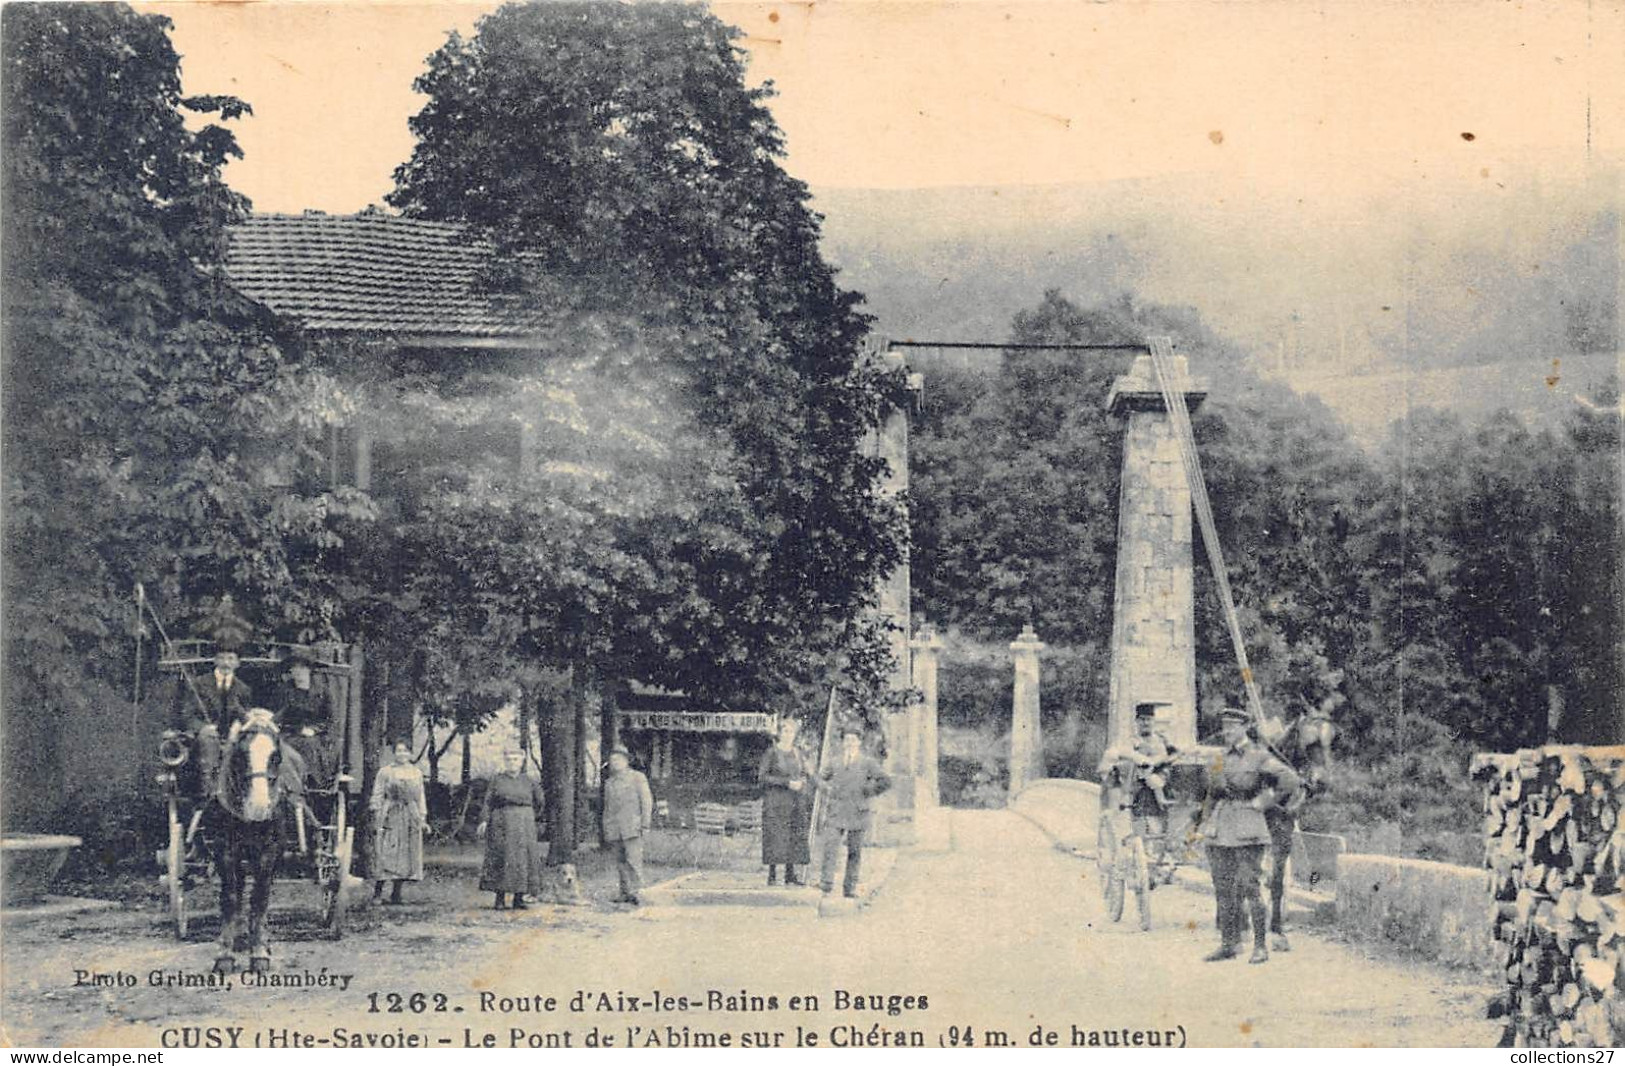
1194;707;1302;964
171;595;255;731
275;648;339;821
816;726;893;899
270;647;325;732
601;743;654;905
168;643;252;736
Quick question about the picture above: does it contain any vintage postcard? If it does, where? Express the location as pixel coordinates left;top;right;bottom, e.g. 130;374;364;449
1;0;1621;1053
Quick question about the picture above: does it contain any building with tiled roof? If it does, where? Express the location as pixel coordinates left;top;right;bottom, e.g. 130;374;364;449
225;211;547;348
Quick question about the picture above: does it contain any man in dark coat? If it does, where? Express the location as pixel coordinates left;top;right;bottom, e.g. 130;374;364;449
171;646;252;734
270;648;326;733
175;595;256;733
1195;707;1302;964
167;644;252;801
274;648;338;823
601;744;654;905
816;726;892;899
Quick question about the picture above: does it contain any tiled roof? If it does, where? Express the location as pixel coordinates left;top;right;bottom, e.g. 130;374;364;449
225;212;546;343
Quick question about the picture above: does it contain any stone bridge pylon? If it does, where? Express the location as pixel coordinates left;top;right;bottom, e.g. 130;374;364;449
1104;353;1206;749
868;343;1206;815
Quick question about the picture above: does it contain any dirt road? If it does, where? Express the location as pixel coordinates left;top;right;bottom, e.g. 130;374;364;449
1;807;1499;1048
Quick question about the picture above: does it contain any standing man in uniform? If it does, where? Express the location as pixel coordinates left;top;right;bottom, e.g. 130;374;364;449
816;726;893;899
1195;707;1301;964
601;743;653;906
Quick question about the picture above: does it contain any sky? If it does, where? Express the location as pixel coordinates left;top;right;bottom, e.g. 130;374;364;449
144;0;1624;369
148;0;1623;213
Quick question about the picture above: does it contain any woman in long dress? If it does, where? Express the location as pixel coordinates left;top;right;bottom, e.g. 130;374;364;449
370;742;426;905
477;749;545;910
757;718;810;885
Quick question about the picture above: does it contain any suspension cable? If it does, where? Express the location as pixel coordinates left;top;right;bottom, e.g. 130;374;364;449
885;341;1151;352
1145;336;1266;727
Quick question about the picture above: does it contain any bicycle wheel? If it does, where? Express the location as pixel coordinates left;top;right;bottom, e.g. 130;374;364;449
1096;813;1117;899
1129;836;1151;929
1106;849;1126;922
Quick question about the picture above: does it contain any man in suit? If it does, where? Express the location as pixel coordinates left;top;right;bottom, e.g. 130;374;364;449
165;643;252;800
170;645;252;732
817;726;893;899
601;744;654;906
205;647;252;732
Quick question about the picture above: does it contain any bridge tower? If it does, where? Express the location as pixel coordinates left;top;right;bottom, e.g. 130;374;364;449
1104;354;1207;749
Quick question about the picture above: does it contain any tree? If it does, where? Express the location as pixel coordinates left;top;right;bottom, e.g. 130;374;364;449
373;2;910;853
1345;397;1623;753
1;4;368;828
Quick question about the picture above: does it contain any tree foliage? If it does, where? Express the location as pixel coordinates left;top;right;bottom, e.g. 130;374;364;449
1;5;367;736
377;2;909;716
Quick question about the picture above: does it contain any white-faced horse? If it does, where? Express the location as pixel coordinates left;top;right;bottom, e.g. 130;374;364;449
207;710;301;973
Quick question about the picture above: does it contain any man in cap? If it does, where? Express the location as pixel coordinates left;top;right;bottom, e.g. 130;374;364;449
175;595;256;731
1194;707;1302;964
1127;701;1179;832
162;598;253;799
601;743;654;905
816;726;893;899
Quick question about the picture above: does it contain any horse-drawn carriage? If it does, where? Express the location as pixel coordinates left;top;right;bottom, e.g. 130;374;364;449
1096;749;1211;929
153;634;359;968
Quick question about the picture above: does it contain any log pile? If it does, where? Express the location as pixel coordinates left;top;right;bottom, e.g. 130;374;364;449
1473;746;1625;1048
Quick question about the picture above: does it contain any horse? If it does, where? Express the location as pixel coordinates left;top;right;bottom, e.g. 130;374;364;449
205;709;303;974
1259;705;1335;951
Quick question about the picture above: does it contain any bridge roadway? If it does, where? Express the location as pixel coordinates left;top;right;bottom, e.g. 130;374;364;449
2;799;1499;1047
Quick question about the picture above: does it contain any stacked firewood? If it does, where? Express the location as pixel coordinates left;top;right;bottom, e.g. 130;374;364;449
1473;746;1625;1048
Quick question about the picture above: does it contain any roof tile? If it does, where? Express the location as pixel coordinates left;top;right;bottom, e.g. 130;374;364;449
225;213;546;340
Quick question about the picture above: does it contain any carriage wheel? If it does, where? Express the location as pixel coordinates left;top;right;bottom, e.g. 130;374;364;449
324;826;353;938
1096;812;1117;900
166;802;188;940
1128;836;1152;929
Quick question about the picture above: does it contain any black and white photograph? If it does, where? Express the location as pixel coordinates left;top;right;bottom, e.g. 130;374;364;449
1;0;1621;1051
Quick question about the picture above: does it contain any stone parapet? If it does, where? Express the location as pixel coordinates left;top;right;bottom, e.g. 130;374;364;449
1335;853;1497;972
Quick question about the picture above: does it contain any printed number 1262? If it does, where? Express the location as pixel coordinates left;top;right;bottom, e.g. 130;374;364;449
367;992;451;1013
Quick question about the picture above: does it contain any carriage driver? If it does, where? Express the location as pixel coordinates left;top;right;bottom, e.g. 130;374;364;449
165;638;254;798
167;644;253;735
